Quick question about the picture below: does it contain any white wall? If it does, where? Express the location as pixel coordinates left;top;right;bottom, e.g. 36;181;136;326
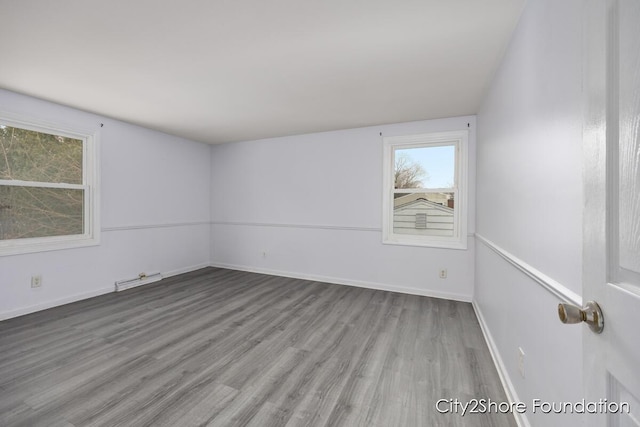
210;116;476;301
0;89;211;320
475;1;584;426
0;91;477;317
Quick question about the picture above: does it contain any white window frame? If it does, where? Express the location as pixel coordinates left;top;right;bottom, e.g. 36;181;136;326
382;130;468;250
0;115;100;256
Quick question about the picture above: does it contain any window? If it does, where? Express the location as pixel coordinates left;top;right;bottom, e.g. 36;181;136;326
0;116;99;255
382;130;467;249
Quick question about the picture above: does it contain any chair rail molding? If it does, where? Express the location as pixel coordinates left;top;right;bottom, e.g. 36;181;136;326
475;233;582;306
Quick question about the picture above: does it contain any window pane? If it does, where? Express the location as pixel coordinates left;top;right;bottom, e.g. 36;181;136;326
0;125;83;184
0;186;84;240
394;145;455;189
393;192;454;237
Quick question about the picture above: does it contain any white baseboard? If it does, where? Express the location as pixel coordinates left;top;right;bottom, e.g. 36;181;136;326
0;286;114;321
472;301;531;427
163;263;211;279
0;262;211;321
209;261;472;302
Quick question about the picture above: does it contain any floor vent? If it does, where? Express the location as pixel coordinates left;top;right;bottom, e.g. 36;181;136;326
115;272;163;292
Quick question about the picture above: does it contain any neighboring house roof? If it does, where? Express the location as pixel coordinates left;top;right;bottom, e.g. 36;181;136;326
393;194;453;213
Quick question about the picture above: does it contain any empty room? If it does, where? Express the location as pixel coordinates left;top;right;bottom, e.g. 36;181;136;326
1;1;639;426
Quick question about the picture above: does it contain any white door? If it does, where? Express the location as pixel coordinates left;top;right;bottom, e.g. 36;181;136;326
582;0;640;426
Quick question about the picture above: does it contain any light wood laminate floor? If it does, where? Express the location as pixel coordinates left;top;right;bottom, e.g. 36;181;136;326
0;268;516;427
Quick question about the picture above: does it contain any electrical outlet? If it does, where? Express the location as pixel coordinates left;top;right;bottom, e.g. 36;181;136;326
439;269;447;279
518;347;525;378
31;275;42;288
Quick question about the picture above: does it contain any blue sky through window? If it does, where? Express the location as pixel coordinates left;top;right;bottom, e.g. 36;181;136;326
395;145;455;189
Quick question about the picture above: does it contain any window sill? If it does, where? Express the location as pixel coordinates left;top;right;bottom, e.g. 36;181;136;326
0;235;100;257
382;236;468;250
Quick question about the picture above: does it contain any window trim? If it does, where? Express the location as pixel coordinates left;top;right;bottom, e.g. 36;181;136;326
382;130;468;250
0;115;100;256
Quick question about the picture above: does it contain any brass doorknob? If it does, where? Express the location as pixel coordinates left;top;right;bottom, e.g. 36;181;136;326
558;301;604;333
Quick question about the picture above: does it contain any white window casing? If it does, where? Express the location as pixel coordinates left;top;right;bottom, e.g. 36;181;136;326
0;115;100;256
382;130;468;249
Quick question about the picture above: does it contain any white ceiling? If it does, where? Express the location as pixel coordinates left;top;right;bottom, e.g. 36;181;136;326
0;0;524;144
